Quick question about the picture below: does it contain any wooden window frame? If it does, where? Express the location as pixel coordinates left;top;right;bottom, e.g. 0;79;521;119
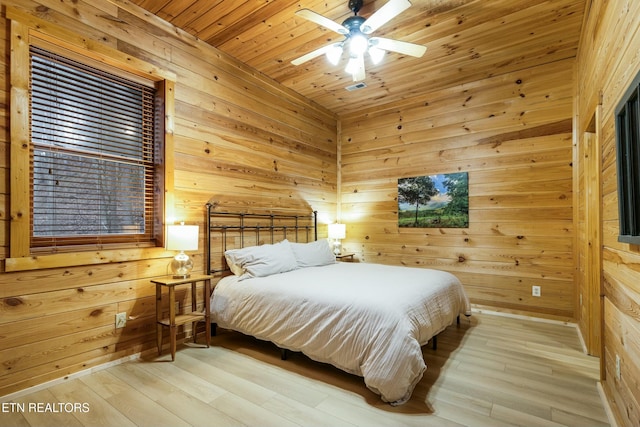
7;8;176;271
615;69;640;246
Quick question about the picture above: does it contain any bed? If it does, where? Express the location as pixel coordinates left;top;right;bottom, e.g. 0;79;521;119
205;204;471;405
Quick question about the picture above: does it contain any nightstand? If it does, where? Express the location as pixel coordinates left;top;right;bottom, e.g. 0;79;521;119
152;274;212;361
335;253;355;261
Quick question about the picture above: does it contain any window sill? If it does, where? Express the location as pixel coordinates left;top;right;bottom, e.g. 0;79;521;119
5;247;171;272
618;235;640;246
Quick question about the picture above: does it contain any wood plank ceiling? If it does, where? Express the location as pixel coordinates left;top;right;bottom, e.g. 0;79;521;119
128;0;586;117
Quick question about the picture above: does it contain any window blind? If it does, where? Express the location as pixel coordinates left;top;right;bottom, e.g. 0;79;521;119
29;46;156;249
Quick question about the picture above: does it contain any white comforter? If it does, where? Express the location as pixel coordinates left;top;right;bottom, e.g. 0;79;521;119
210;262;470;405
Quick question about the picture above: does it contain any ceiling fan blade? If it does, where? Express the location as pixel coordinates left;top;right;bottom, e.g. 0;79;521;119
370;37;427;57
353;55;366;81
291;43;338;66
347;55;366;82
296;9;349;35
360;0;412;34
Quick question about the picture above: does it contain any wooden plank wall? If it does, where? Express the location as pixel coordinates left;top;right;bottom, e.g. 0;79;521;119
575;1;640;426
0;0;337;396
339;58;576;320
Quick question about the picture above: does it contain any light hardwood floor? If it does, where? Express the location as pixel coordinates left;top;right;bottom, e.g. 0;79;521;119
1;312;610;427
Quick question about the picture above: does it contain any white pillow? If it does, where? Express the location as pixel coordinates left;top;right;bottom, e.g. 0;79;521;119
224;240;298;280
225;255;245;277
290;239;336;268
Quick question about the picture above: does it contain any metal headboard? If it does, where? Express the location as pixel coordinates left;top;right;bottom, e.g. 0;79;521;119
205;203;318;274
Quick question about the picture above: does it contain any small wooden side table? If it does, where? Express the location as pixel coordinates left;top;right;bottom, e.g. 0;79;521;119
152;274;212;361
335;253;355;261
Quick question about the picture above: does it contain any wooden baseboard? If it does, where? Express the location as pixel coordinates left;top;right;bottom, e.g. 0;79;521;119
0;336;192;402
598;381;620;427
0;350;144;402
471;304;576;325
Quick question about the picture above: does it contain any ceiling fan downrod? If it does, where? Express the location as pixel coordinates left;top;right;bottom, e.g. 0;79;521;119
348;0;364;15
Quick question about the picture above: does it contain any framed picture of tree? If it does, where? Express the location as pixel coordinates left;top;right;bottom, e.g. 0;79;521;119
398;172;469;228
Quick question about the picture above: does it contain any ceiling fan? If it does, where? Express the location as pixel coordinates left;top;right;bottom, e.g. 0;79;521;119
291;0;427;82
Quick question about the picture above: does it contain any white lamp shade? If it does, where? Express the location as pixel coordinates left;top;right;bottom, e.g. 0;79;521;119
369;46;385;65
326;43;343;65
166;224;199;251
328;223;346;240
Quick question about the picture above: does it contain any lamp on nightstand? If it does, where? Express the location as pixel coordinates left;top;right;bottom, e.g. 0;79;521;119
166;222;199;278
328;223;346;255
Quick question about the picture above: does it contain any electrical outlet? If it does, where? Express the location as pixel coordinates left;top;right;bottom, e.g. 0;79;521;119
115;312;127;329
616;354;621;380
532;286;541;297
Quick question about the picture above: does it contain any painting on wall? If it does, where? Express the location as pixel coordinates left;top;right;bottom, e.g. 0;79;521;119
398;172;469;228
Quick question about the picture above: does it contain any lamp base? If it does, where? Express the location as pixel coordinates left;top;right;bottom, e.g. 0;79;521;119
332;240;342;256
171;251;193;279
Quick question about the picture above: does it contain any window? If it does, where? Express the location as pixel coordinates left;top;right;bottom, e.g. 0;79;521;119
30;47;156;249
615;71;640;245
8;13;175;271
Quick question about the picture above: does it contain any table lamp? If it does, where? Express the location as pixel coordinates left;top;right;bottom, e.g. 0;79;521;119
328;223;346;255
166;222;199;278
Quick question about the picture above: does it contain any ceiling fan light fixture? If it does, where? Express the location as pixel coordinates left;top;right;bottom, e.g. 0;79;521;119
326;43;344;65
349;32;368;56
369;46;385;64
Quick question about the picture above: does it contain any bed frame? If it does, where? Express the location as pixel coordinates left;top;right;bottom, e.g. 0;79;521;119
205;203;318;275
205;203;318;358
